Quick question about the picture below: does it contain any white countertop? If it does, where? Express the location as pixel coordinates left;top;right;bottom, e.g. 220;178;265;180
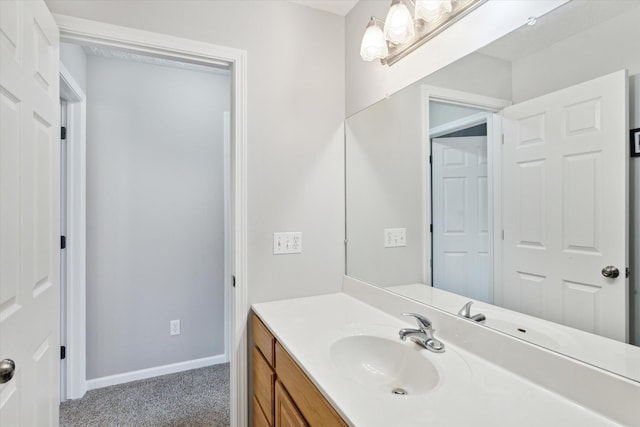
386;283;640;382
253;292;620;427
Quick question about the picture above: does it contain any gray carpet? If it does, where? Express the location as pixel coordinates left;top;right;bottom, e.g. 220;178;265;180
60;364;230;427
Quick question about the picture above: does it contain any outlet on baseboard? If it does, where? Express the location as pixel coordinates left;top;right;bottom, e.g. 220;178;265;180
170;319;181;336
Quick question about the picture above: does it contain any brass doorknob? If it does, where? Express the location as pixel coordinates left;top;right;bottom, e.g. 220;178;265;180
0;359;15;384
601;266;620;279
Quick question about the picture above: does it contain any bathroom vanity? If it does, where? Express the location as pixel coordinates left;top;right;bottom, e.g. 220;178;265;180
251;279;638;427
252;313;347;426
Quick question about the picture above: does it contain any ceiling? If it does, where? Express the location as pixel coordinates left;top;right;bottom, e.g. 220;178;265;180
478;0;640;62
288;0;359;16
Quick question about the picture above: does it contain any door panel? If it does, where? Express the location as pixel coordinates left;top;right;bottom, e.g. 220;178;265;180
502;70;628;342
432;136;491;303
0;0;60;425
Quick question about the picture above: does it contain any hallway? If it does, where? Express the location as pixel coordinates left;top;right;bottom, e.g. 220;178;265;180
60;364;230;426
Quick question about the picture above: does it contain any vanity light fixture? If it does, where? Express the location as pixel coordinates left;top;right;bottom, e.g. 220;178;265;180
360;0;487;66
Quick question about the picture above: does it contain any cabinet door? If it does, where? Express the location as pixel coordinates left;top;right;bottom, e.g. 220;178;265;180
275;380;308;427
254;347;275;424
254;396;271;427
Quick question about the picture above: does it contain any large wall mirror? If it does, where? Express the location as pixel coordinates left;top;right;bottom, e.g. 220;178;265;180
345;0;640;382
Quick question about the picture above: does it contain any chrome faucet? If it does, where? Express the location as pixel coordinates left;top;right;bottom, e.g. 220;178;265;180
398;313;445;353
458;301;486;322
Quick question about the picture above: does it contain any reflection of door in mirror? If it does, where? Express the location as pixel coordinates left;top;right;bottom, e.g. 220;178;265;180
502;70;629;343
345;0;640;383
432;135;491;303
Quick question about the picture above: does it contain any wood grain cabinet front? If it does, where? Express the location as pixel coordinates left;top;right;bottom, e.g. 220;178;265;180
254;396;271;427
253;346;275;425
252;312;348;427
275;380;308;427
253;312;275;365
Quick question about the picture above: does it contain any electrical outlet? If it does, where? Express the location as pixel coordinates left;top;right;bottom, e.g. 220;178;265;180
170;319;181;336
273;232;302;254
384;228;407;248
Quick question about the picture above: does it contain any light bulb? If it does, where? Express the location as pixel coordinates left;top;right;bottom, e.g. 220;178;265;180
383;0;415;45
415;0;453;23
360;18;389;61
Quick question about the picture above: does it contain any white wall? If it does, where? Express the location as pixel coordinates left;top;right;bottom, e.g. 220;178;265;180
85;55;229;378
345;0;567;116
346;88;424;286
421;53;512;103
429;101;488;129
60;42;86;93
46;0;346;307
511;8;640;103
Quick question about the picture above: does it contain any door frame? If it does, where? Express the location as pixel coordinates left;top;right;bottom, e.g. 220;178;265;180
59;62;87;401
54;15;249;426
421;85;510;304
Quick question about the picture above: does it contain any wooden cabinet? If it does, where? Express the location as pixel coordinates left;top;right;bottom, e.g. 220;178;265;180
254;396;271;427
252;313;347;427
253;346;275;423
275;380;308;427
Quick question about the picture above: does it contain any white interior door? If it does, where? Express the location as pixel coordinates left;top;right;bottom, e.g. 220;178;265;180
0;0;61;425
502;70;628;342
432;136;491;302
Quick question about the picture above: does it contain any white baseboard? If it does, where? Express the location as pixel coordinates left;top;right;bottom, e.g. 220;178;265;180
86;354;228;391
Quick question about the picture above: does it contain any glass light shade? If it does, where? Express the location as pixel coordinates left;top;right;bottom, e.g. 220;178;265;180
415;0;453;23
360;19;389;61
383;0;415;45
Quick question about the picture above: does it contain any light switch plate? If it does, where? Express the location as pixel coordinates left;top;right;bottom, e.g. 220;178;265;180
273;232;302;254
384;228;406;248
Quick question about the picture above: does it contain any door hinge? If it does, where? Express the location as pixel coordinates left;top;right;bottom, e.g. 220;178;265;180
626;267;630;279
232;275;236;288
61;235;66;250
429;224;433;233
429;155;432;164
61;126;67;140
60;346;66;360
502;230;505;240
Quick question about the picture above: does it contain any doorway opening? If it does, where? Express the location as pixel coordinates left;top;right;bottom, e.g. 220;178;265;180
420;87;510;307
56;16;248;425
429;102;492;302
59;40;232;400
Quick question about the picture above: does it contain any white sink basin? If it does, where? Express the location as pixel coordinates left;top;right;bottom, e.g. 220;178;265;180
330;335;440;395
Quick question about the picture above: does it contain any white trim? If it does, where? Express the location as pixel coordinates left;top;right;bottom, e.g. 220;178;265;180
420;87;431;284
223;111;231;363
423;85;512;111
230;47;249;427
86;355;227;390
429;112;489;138
488;113;504;307
55;16;249;425
59;62;87;401
421;85;510;302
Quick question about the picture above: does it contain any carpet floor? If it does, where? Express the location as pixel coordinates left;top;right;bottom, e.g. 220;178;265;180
60;364;230;427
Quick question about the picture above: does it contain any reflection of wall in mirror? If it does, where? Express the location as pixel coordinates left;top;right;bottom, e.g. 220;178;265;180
346;88;425;286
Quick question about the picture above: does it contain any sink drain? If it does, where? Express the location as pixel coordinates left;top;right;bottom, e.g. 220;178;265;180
391;388;408;396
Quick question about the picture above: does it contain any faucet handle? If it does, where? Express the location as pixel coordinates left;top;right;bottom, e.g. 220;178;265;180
401;313;432;330
458;301;473;318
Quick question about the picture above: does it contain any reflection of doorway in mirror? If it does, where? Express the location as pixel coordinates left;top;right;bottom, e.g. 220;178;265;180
431;133;491;302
